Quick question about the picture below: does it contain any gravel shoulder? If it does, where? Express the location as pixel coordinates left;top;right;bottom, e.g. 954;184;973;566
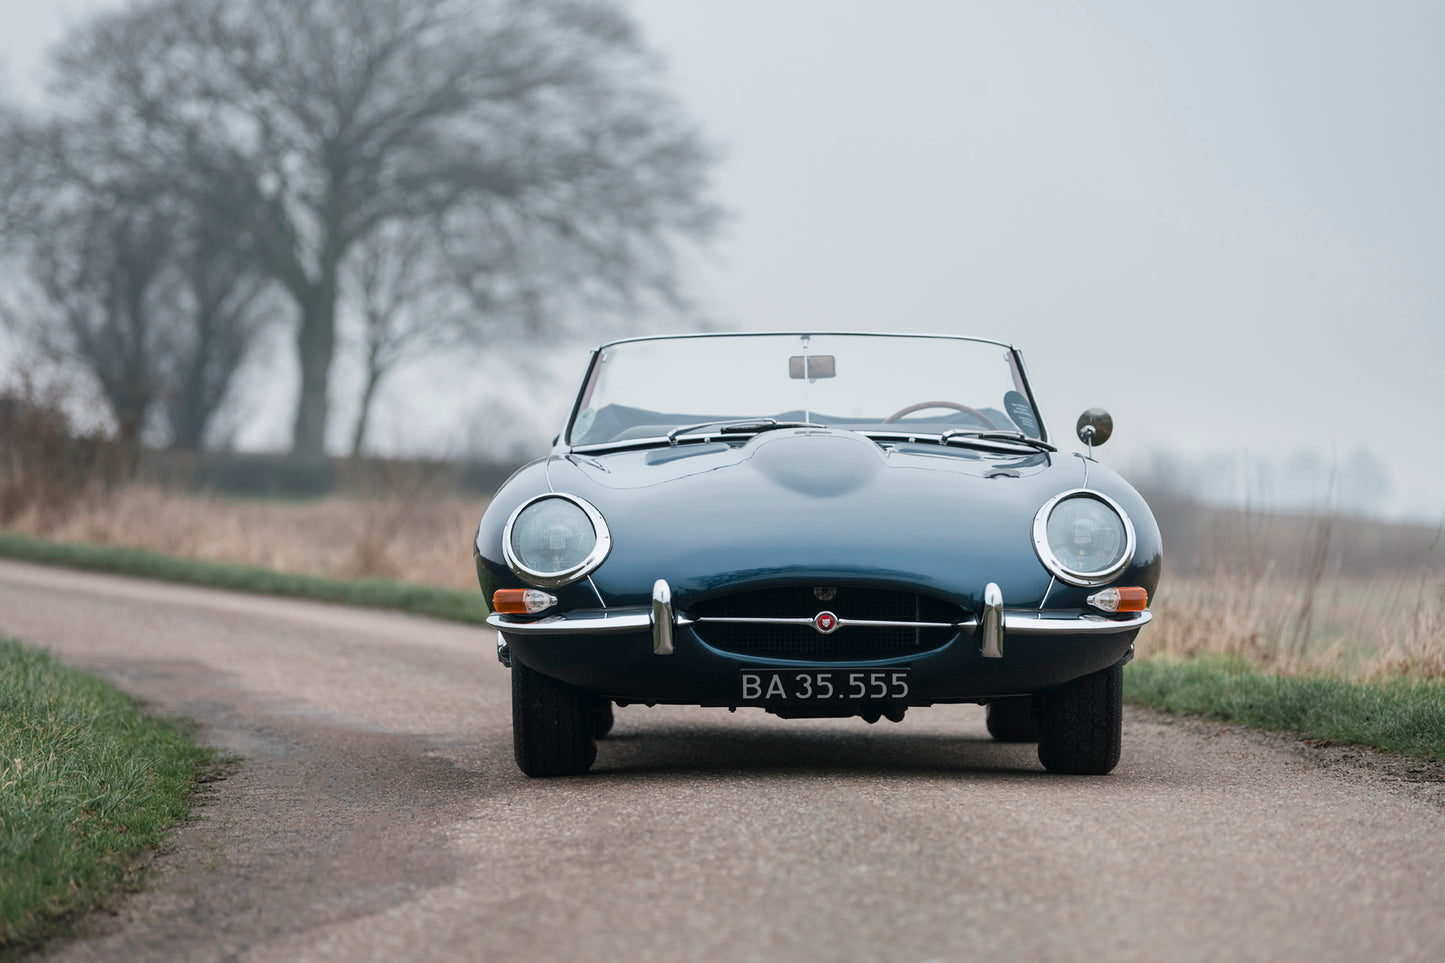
2;559;1442;962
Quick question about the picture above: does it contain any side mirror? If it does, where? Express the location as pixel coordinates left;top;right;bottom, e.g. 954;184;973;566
1076;407;1113;451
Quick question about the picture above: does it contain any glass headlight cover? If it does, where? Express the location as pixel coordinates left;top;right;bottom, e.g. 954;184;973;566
1031;490;1136;587
502;494;611;587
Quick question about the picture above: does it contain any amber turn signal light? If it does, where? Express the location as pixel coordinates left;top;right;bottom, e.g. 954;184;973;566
1085;586;1148;613
492;588;558;615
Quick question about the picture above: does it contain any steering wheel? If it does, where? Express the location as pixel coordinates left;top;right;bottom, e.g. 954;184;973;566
882;400;997;428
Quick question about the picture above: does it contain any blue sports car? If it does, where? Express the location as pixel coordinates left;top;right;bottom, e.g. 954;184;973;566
475;333;1161;776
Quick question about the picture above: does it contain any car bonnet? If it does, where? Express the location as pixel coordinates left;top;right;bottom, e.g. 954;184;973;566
549;428;1089;608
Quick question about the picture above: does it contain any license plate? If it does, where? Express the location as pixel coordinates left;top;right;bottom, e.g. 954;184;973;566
739;668;911;703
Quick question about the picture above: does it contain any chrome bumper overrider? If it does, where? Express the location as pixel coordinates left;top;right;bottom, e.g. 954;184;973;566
485;577;1152;657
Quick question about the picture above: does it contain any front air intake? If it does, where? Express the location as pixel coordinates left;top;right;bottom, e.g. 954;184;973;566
689;585;964;661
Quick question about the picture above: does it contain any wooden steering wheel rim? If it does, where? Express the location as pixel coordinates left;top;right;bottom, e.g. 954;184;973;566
882;400;997;427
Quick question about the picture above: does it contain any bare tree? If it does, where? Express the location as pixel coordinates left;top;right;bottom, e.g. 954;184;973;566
166;218;279;450
0;97;276;451
343;221;459;456
56;0;721;458
23;198;179;445
0;99;55;257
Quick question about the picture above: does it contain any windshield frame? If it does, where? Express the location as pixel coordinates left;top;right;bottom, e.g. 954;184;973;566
559;331;1051;453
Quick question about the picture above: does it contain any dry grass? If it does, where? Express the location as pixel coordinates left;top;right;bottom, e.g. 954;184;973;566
0;375;125;528
1136;488;1445;679
1140;569;1445;680
3;483;486;591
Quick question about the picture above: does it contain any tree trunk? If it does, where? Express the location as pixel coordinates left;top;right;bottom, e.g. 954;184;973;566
290;278;338;458
170;395;205;450
170;341;209;451
110;388;149;447
350;367;381;458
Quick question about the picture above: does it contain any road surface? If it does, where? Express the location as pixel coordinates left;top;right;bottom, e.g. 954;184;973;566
2;559;1442;962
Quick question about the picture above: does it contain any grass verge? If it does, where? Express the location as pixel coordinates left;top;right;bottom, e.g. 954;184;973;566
0;638;214;951
0;530;488;625
1126;654;1445;762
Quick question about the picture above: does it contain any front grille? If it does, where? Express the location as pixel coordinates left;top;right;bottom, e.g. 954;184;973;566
690;585;964;662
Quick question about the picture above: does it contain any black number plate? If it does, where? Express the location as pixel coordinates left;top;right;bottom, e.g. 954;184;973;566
739;668;911;703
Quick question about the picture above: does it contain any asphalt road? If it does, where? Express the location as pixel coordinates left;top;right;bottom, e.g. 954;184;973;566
3;558;1443;963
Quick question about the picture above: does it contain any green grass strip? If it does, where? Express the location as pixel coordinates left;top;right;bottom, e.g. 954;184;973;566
0;530;488;625
0;638;214;949
1126;654;1445;762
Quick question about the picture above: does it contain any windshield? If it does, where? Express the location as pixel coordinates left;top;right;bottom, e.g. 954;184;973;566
566;333;1045;449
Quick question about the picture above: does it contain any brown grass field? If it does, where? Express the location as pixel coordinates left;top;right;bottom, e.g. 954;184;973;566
3;483;486;591
1140;493;1445;678
1;384;1440;680
1141;569;1445;679
2;478;1439;680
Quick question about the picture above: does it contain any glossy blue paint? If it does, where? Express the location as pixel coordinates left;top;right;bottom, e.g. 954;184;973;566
477;427;1162;615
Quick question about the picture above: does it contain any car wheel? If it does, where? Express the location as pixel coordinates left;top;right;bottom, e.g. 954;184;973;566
511;660;597;777
1036;659;1123;775
592;699;615;739
985;696;1039;742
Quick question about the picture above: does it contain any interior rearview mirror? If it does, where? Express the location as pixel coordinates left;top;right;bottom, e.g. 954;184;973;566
789;355;836;379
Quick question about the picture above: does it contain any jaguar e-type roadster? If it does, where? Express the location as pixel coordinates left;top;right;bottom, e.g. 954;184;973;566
475;333;1161;776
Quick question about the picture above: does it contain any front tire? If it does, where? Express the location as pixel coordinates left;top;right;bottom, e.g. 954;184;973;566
1037;660;1123;775
512;660;597;777
985;696;1040;742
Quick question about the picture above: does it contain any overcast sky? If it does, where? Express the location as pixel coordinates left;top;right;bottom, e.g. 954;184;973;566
3;1;1443;521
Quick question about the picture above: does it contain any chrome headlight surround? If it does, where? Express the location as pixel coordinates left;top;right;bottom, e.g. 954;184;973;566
502;493;612;588
1031;489;1136;587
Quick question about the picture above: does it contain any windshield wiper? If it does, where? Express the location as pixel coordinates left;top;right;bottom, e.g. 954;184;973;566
666;418;821;446
936;429;1057;452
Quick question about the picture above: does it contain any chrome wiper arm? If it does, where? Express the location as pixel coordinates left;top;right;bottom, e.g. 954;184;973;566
666;418;820;446
668;418;774;445
938;429;1057;452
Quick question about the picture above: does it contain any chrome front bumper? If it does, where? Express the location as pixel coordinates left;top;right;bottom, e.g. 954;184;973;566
486;579;1151;658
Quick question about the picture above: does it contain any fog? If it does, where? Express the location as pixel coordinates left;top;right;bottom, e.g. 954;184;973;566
4;1;1442;521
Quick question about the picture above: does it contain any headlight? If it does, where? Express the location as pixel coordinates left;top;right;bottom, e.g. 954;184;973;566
1031;490;1136;587
502;494;611;587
